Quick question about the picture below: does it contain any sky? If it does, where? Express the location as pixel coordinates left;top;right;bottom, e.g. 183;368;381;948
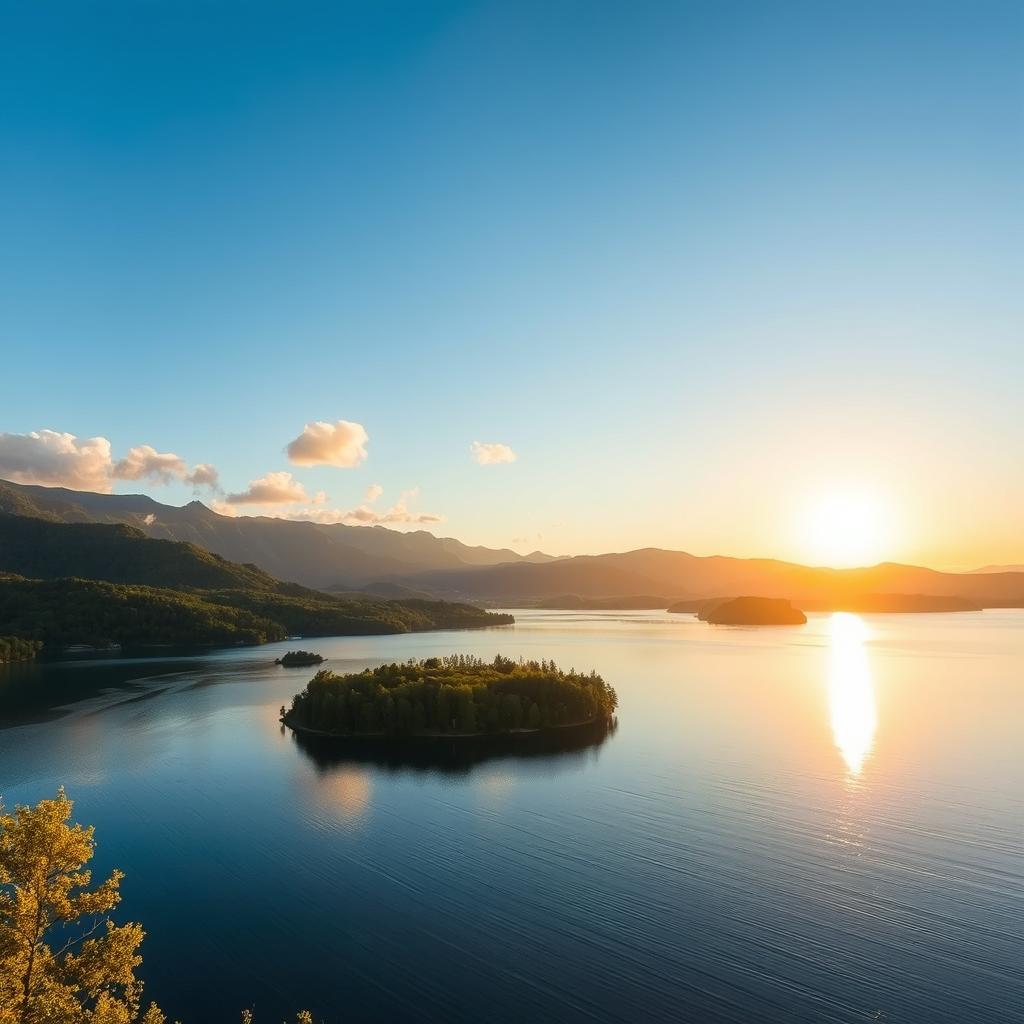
1;1;1021;570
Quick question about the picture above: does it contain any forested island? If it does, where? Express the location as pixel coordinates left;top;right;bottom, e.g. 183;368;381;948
281;654;618;738
695;596;807;625
276;650;325;667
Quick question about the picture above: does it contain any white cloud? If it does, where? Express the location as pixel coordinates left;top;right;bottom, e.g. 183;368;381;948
113;445;220;490
287;420;368;468
0;429;221;494
471;441;517;465
266;486;442;527
113;445;188;484
364;482;384;502
226;471;310;506
142;513;157;527
0;430;115;491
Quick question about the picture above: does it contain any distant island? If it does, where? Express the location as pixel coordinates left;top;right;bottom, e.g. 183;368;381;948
276;650;325;667
281;654;618;738
689;596;808;625
669;592;982;620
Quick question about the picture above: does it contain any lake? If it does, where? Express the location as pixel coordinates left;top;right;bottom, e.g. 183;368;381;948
1;610;1022;1023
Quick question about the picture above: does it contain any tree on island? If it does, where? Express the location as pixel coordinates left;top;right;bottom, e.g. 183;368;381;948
282;654;618;737
0;790;314;1024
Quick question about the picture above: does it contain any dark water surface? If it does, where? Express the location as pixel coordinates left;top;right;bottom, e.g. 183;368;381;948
1;610;1022;1023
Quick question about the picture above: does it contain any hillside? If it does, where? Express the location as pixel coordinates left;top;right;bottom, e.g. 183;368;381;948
0;479;554;588
0;514;281;591
0;513;513;650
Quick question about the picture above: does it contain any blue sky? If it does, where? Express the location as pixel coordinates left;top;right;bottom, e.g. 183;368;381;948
1;1;1021;567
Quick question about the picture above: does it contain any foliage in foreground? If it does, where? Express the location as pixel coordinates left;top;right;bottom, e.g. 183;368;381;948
0;790;313;1023
283;654;618;736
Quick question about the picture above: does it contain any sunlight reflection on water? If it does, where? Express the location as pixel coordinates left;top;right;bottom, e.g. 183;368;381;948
827;612;878;779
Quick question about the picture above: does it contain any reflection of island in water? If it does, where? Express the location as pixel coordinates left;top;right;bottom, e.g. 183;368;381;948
290;718;618;777
827;612;877;777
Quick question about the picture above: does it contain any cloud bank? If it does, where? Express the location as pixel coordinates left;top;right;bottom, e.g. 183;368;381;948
471;441;517;465
235;486;443;527
287;420;368;468
0;430;114;491
0;430;219;493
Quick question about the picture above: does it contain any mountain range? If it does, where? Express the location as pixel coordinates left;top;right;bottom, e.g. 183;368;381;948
0;480;553;588
2;479;1023;608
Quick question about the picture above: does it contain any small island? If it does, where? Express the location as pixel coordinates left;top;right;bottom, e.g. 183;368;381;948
275;650;325;667
281;654;618;738
697;596;807;625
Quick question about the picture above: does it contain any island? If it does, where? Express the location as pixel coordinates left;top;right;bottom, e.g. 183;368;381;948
696;596;807;625
280;654;618;738
275;650;325;667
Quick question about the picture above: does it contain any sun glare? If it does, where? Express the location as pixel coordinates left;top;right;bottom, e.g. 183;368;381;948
827;612;877;778
800;488;890;568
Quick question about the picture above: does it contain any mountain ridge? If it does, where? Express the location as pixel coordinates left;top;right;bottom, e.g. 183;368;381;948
0;479;555;588
3;479;1022;607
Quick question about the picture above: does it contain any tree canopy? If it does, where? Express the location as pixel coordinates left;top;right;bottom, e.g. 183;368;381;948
282;654;618;737
0;791;315;1024
0;637;42;664
0;788;162;1024
0;512;513;652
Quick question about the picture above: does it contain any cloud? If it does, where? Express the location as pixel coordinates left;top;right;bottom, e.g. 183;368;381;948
226;471;310;506
113;445;188;484
209;500;238;518
0;430;114;491
142;513;157;527
186;463;220;489
287;420;368;468
364;482;384;502
113;445;221;490
471;441;517;465
0;429;221;495
259;487;442;527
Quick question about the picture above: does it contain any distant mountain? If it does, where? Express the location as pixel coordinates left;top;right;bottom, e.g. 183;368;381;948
5;479;1022;610
0;479;555;589
968;564;1024;574
403;548;1024;607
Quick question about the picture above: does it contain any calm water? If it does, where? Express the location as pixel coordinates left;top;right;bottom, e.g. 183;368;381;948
1;610;1022;1023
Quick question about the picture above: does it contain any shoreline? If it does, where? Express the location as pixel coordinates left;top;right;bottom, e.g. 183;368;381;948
282;714;613;742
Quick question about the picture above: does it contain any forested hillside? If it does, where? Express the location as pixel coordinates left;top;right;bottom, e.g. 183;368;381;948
0;513;513;650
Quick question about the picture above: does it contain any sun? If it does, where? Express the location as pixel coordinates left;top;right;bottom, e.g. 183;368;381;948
799;488;891;567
